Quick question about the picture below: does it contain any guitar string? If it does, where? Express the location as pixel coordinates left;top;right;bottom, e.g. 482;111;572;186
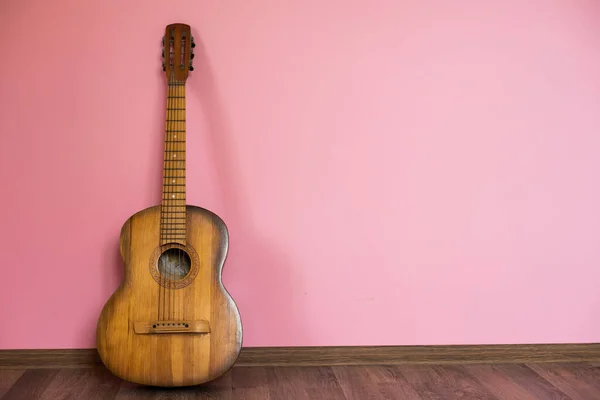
164;79;171;321
175;81;185;321
178;81;186;321
173;79;178;321
173;81;179;321
164;79;170;322
165;72;173;322
163;68;175;321
171;79;175;320
167;76;176;321
160;73;168;321
171;79;185;321
159;75;166;322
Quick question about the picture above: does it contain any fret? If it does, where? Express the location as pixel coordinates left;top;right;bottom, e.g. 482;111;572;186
166;120;186;122
166;130;186;132
167;96;185;98
167;108;185;110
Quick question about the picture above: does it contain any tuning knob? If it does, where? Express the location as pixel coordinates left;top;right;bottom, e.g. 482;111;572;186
189;65;194;71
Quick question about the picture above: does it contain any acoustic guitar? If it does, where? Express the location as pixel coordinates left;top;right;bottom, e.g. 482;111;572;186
96;23;243;387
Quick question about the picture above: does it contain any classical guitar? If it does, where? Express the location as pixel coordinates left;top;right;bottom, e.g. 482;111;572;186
96;23;242;387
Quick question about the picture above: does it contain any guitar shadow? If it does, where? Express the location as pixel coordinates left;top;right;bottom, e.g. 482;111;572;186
185;35;307;348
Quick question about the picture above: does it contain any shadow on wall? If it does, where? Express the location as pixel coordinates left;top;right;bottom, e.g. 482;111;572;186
186;34;306;347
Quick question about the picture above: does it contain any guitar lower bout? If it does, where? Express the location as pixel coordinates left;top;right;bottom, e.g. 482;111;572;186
96;205;243;387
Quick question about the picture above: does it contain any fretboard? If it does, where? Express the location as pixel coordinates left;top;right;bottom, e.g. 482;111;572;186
161;82;187;246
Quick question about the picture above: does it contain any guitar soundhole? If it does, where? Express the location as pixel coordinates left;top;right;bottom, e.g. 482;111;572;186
157;248;192;280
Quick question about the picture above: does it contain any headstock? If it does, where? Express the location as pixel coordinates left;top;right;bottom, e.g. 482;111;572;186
161;23;195;82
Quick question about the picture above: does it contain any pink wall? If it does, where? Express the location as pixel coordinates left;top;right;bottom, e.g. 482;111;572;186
1;1;600;350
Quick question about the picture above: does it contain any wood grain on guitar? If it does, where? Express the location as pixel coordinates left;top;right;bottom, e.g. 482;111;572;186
95;23;243;387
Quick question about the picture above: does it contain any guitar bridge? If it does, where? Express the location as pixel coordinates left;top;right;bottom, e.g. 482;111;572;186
133;320;210;334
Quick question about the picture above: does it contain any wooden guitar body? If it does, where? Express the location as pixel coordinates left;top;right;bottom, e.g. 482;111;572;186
97;205;242;387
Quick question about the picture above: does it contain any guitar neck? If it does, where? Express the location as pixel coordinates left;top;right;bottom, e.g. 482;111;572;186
160;82;187;246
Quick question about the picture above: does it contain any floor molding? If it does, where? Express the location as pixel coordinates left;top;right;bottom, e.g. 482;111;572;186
1;343;600;369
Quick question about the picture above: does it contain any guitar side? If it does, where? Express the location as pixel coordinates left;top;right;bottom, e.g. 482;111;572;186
96;205;243;387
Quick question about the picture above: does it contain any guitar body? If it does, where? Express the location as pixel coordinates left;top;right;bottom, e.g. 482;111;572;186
97;205;242;387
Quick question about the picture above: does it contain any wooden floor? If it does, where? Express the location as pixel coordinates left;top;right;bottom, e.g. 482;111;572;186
1;363;600;399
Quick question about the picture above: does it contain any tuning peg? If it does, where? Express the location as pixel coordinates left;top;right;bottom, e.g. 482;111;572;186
162;63;166;71
190;53;194;59
189;65;194;71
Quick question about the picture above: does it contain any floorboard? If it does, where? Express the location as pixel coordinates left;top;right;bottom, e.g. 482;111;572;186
1;363;598;399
